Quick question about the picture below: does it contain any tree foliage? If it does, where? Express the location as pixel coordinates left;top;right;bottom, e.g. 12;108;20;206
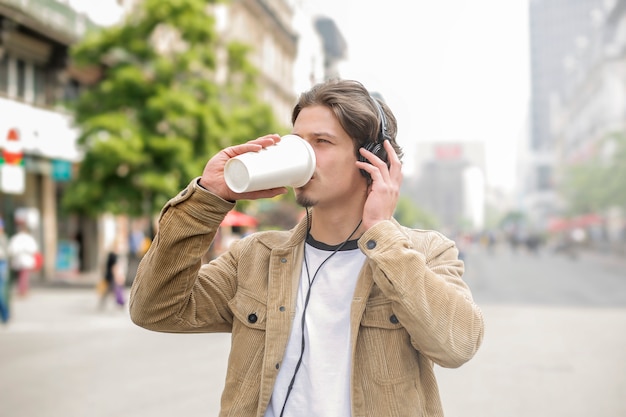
63;0;284;217
394;195;439;229
559;132;626;214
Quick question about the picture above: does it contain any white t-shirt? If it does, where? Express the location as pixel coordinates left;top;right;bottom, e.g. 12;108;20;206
265;237;365;417
8;231;38;270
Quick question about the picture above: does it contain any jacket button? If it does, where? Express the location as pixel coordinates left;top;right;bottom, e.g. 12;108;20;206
280;258;287;263
247;313;258;323
279;306;285;312
180;188;188;196
366;240;376;249
389;314;399;324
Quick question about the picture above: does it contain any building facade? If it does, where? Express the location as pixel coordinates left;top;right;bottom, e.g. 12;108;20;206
525;0;603;223
0;0;348;282
409;141;486;233
0;0;103;281
550;0;626;250
118;0;301;127
213;0;299;126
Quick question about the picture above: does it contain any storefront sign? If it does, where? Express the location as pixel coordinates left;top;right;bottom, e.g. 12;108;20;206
1;164;26;194
52;159;73;181
1;128;26;194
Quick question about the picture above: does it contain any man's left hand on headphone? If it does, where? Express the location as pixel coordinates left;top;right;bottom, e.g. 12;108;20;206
357;140;403;231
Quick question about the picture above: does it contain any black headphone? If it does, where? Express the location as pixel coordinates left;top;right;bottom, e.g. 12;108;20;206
358;96;391;180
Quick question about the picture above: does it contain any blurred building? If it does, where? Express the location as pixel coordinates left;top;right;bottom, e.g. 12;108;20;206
213;0;299;126
312;16;346;81
292;3;346;91
409;141;486;232
553;0;626;164
0;0;348;282
549;0;626;248
0;0;102;280
217;4;348;123
118;0;346;124
118;0;300;127
524;0;603;224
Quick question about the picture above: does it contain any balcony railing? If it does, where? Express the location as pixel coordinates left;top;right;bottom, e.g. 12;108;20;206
1;0;99;42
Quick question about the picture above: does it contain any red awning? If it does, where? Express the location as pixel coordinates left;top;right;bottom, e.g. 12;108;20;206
221;210;258;227
572;213;603;228
547;213;603;232
547;217;570;232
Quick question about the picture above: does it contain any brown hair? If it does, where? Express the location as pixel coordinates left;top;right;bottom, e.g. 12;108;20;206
292;79;404;161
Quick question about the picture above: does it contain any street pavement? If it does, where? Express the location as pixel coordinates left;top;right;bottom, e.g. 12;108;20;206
1;245;625;417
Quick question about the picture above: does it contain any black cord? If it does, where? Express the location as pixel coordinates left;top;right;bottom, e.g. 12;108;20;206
278;211;362;417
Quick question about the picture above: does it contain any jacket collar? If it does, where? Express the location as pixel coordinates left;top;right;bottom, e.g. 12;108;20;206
254;215;309;249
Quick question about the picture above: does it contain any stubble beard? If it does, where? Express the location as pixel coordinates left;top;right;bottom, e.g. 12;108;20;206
295;190;317;208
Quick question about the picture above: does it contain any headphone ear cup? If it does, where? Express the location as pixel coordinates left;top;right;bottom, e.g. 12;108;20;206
374;143;389;168
358;142;378;164
359;143;389;166
359;142;389;179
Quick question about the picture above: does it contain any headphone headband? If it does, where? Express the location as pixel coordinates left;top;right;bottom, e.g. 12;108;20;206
358;96;391;181
371;97;389;143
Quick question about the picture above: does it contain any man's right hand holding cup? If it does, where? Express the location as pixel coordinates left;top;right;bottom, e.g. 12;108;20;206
199;134;288;202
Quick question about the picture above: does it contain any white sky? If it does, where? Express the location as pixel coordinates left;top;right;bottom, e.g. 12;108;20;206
301;0;531;192
67;0;123;26
69;0;530;192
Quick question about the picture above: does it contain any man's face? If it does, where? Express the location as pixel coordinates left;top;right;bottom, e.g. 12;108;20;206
292;105;367;209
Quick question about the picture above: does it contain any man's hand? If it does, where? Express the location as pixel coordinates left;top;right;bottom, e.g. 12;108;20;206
356;140;403;230
199;134;288;201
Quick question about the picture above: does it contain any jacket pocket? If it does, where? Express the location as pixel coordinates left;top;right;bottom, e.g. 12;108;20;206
359;300;419;384
229;287;267;330
226;288;267;384
361;298;404;330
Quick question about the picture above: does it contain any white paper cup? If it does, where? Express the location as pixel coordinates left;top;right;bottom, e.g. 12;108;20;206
224;134;316;193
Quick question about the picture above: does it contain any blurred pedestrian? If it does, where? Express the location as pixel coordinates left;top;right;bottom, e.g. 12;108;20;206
98;238;126;310
8;219;39;298
0;218;10;323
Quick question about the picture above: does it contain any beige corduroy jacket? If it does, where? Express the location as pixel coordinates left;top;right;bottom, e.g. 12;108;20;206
129;178;484;417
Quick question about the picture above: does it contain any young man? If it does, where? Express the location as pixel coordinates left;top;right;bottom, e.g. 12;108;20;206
130;79;484;417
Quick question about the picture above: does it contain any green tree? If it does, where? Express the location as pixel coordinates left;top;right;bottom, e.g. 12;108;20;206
498;210;526;230
599;132;626;208
560;132;626;214
63;0;284;217
394;195;439;229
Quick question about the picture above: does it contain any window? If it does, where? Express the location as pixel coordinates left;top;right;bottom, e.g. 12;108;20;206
537;165;553;190
16;59;26;98
63;79;80;102
1;54;54;105
33;64;46;105
0;53;8;94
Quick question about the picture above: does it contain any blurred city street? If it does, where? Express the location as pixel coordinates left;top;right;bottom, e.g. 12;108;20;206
1;244;625;417
1;1;625;416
